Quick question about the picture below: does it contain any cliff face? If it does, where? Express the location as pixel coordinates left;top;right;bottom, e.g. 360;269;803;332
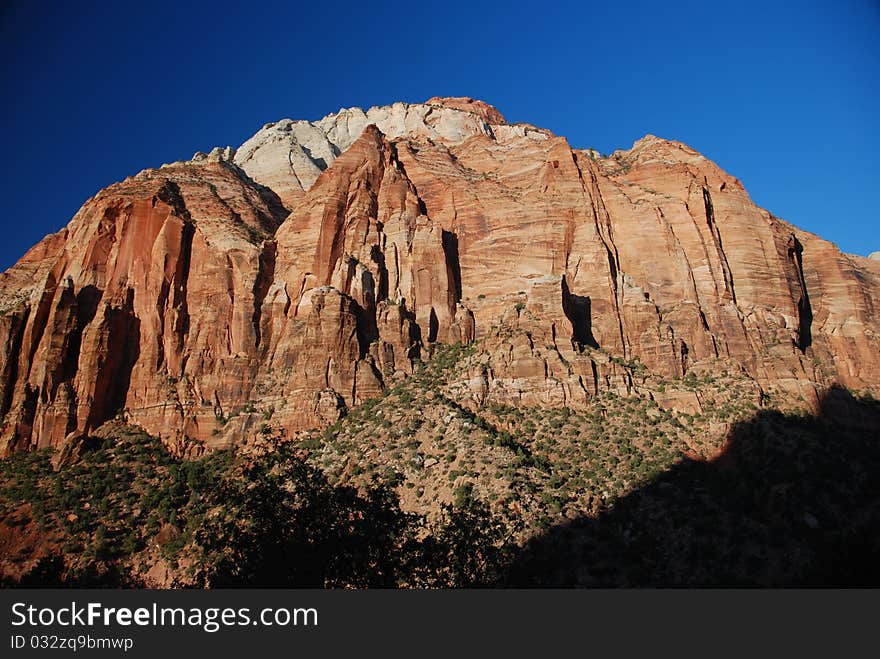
1;97;878;455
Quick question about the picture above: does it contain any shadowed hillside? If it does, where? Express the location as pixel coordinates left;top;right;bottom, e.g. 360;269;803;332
0;427;507;588
3;347;878;587
507;386;880;587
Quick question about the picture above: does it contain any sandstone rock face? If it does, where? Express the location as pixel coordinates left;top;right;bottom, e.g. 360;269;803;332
0;161;287;453
230;99;503;208
1;97;878;455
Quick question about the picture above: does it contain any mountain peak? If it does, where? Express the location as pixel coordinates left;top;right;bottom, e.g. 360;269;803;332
424;96;507;124
625;134;703;160
229;99;505;207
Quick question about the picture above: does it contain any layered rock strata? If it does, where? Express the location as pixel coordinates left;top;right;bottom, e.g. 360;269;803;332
1;97;878;454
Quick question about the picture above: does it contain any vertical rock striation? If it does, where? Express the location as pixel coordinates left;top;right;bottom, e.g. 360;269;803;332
1;98;878;455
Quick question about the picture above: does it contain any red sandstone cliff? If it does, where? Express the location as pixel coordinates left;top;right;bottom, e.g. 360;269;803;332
1;98;878;455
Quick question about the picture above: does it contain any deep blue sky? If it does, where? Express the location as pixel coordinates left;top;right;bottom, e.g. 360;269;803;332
1;1;877;270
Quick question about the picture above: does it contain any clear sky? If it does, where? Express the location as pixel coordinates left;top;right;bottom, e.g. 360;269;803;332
1;1;877;270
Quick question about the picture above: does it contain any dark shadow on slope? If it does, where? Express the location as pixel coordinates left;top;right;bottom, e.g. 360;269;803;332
370;244;390;302
428;308;439;343
91;291;140;428
787;234;813;352
561;276;598;350
507;386;880;587
3;556;144;588
60;285;103;384
441;230;463;303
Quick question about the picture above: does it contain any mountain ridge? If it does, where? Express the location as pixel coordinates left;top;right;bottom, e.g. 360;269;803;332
1;97;878;457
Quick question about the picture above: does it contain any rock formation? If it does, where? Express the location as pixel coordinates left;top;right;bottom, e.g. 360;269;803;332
1;97;878;455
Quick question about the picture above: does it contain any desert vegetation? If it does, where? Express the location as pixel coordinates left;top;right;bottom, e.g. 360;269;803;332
1;344;877;587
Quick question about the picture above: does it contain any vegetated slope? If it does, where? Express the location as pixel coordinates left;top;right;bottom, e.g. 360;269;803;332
0;422;507;587
7;342;871;587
